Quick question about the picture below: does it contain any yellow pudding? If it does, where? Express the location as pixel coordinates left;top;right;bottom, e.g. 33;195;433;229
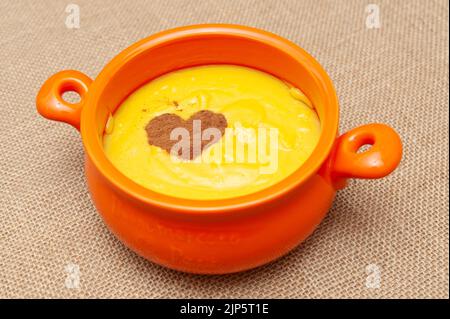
103;65;321;200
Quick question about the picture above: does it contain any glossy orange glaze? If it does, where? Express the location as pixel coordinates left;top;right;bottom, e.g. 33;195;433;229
36;25;402;273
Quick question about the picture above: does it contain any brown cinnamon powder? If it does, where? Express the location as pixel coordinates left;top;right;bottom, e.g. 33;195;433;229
145;110;227;160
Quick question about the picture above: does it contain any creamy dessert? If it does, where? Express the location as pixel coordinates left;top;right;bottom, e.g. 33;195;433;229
103;65;321;200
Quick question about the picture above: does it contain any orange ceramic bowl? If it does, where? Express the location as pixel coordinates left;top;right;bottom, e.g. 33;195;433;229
36;25;402;274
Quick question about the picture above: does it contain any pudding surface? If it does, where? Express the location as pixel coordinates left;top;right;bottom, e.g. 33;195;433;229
103;65;321;200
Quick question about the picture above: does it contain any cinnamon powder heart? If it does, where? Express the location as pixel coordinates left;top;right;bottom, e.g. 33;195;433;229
145;110;227;160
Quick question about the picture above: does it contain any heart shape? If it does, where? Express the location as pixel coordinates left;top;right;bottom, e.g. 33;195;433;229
145;110;227;160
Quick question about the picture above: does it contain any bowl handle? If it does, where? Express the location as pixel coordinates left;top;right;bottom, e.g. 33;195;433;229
36;70;92;130
328;123;402;189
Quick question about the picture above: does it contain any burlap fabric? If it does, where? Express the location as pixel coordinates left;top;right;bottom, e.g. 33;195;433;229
0;0;448;298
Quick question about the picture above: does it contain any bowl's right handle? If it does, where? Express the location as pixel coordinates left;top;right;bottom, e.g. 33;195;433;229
36;70;92;130
328;123;403;189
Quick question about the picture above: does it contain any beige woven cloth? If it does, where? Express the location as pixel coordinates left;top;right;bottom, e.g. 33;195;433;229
0;0;448;299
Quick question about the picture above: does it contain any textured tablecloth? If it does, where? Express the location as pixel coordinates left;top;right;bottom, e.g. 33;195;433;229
0;0;448;298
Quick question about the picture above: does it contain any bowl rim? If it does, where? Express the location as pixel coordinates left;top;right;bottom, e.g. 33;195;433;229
81;24;339;214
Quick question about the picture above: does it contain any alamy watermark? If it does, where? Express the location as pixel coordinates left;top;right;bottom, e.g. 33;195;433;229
365;4;381;29
65;262;80;289
365;263;381;289
169;121;279;175
65;4;80;29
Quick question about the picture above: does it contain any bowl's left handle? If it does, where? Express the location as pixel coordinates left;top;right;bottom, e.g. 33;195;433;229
36;70;93;131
